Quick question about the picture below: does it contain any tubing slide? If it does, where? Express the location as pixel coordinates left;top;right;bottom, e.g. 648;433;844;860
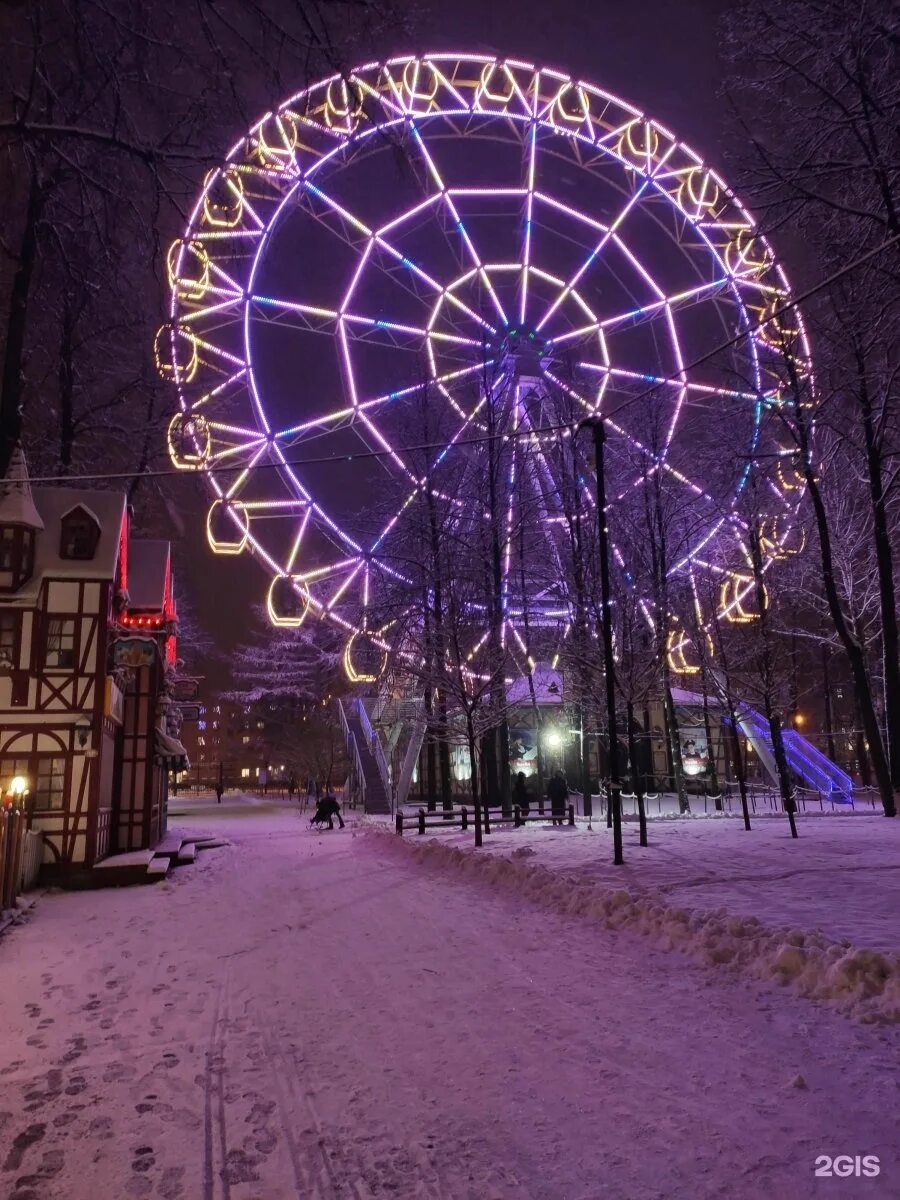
733;703;854;803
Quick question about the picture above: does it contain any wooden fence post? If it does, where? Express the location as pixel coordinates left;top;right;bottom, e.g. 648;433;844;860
418;808;426;835
396;812;404;836
461;807;468;831
567;804;575;826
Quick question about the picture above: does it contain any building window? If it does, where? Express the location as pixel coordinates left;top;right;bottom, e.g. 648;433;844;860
45;618;76;669
0;756;29;794
241;767;250;779
0;611;17;666
0;527;16;571
34;757;66;809
60;507;101;560
242;735;250;745
197;736;205;746
198;720;206;731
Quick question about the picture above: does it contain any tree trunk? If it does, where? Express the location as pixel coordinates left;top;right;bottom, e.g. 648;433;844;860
59;299;77;471
857;359;900;791
627;701;647;846
466;714;482;847
749;520;798;838
786;355;895;816
701;679;720;806
822;646;838;765
664;682;690;813
1;169;44;478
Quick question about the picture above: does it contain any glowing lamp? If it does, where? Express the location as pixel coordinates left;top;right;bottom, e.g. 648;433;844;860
544;729;563;749
10;776;28;798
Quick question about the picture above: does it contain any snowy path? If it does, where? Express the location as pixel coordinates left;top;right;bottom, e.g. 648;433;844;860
0;797;896;1200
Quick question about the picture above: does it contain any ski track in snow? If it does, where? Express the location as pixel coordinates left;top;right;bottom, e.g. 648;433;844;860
0;796;896;1200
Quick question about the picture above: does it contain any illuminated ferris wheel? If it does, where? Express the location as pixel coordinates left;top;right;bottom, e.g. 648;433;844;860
161;53;810;682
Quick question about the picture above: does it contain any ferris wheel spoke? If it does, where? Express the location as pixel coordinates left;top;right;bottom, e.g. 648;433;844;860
248;294;484;352
300;180;496;336
576;362;770;407
366;380;502;556
518;101;540;326
268;358;494;447
596;274;744;336
406;122;509;326
534;179;653;334
514;396;572;587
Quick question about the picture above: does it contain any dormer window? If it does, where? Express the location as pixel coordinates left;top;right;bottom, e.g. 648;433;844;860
60;506;101;560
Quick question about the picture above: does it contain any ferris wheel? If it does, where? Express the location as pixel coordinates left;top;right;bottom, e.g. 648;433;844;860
161;52;810;682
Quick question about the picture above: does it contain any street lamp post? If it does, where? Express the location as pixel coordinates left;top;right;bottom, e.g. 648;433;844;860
579;416;624;866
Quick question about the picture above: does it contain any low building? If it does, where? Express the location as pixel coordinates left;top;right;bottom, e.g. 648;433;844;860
0;450;186;876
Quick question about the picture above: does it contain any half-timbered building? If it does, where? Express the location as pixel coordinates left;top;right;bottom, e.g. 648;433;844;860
0;450;186;877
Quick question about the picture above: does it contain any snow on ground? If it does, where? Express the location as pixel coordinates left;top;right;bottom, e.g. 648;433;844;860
385;812;900;1023
0;796;897;1200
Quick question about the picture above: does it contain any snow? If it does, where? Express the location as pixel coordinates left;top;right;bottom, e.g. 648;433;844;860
0;796;897;1199
386;814;900;1023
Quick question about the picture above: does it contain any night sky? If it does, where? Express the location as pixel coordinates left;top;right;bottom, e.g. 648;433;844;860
175;0;736;685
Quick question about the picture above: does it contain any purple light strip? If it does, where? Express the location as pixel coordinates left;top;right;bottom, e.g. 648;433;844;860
520;95;539;326
535;179;654;333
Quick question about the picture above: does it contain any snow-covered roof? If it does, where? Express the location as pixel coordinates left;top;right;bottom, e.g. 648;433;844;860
5;487;128;602
506;663;564;706
0;485;126;605
0;446;44;531
128;540;170;610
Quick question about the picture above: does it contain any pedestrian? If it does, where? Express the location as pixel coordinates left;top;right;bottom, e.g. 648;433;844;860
547;771;568;826
513;770;529;818
215;782;224;805
287;772;296;802
311;793;345;830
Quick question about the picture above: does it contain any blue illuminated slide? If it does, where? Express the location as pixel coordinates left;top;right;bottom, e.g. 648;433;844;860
733;703;854;803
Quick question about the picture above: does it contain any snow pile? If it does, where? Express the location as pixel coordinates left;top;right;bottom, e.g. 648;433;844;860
377;832;900;1024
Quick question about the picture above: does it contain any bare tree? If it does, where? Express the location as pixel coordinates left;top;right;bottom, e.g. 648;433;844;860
0;0;407;482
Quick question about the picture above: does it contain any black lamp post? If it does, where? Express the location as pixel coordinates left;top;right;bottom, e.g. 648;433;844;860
578;416;624;866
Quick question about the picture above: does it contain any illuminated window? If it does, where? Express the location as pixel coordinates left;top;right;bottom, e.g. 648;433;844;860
198;736;205;746
241;767;250;779
34;757;66;809
242;735;250;745
0;756;29;793
198;720;207;730
45;619;76;670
